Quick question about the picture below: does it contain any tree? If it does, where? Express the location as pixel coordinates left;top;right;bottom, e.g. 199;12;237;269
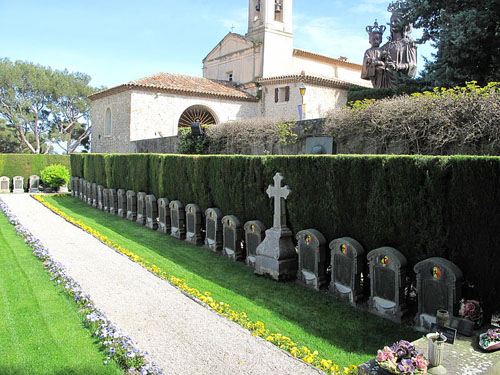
0;118;22;153
397;0;500;87
0;58;96;154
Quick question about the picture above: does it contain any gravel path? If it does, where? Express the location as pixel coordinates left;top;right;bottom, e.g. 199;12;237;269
2;194;324;375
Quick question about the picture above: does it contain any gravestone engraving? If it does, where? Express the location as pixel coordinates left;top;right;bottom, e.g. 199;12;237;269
169;200;186;240
414;257;463;330
136;192;147;225
329;237;365;305
92;183;97;207
108;189;118;215
367;247;407;323
126;190;137;221
117;189;127;218
103;188;110;213
97;185;104;210
204;208;223;252
222;215;244;262
145;194;158;230
0;176;10;193
13;176;24;193
29;175;40;193
255;173;297;281
157;198;171;234
185;204;203;245
243;220;266;268
86;181;92;205
296;229;327;290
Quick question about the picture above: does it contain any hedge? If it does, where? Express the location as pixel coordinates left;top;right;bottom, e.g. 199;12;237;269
71;153;500;316
0;154;71;189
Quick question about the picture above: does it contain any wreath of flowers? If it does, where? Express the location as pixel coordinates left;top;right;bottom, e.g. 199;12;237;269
376;340;429;374
479;328;500;351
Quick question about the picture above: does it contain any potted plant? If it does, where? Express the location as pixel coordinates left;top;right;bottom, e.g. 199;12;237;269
376;340;429;374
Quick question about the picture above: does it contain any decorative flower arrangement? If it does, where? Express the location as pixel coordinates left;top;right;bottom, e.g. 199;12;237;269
479;328;500;351
459;299;483;329
376;340;429;374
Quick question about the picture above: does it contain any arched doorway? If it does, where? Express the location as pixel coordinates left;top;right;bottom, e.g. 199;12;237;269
178;105;218;128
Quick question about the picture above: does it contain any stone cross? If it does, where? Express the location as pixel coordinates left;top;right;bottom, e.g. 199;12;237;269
266;173;291;229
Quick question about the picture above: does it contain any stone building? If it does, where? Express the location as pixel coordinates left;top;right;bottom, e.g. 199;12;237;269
90;0;370;153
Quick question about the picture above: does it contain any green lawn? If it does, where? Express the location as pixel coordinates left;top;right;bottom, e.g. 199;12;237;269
0;211;124;375
46;196;421;368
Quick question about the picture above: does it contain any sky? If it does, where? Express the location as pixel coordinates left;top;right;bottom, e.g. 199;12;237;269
0;0;435;89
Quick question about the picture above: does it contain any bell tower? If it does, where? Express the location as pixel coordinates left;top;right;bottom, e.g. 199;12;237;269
246;0;294;78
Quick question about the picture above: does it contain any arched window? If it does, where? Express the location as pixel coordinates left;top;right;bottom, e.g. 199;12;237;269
178;105;217;128
105;108;112;136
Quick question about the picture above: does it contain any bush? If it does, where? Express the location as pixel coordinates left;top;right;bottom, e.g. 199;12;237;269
41;164;70;189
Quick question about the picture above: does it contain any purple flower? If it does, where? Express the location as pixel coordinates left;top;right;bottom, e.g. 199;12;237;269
397;358;415;374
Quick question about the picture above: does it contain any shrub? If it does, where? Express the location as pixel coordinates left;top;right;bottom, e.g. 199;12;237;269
41;164;70;189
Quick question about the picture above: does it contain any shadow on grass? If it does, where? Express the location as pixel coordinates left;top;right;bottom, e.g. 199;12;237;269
0;366;112;375
52;196;421;358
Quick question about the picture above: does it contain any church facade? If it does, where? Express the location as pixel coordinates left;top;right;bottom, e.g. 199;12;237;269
90;0;370;153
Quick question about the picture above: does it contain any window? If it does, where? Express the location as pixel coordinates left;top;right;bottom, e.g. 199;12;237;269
274;86;290;103
227;72;233;82
105;108;111;136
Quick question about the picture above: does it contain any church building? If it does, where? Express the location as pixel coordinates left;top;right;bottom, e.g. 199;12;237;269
90;0;370;153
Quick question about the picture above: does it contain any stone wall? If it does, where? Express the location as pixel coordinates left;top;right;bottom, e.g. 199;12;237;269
133;136;180;154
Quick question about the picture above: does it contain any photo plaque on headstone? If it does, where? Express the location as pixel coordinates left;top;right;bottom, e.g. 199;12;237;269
145;194;158;230
29;175;40;193
185;204;203;245
126;190;137;221
243;220;266;268
136;192;147;226
169;200;186;240
222;215;244;262
204;208;223;252
13;176;24;193
0;176;10;193
296;229;328;290
108;189;118;215
157;198;171;234
117;189;127;218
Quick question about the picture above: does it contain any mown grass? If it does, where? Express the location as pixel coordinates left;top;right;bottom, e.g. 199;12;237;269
45;196;421;368
0;211;124;375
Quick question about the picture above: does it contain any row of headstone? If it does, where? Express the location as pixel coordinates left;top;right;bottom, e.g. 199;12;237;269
0;175;41;193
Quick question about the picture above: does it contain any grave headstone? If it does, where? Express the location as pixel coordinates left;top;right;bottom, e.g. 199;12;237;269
70;177;76;196
157;198;171;234
86;181;92;205
58;183;68;193
185;204;203;245
92;183;97;207
145;194;158;230
169;200;186;240
81;179;87;201
126;190;137;221
136;192;147;225
0;176;10;193
296;229;328;290
204;208;223;252
117;189;127;218
29;175;40;193
103;188;110;213
243;220;266;268
367;247;407;323
414;257;463;330
222;215;244;262
329;237;365;305
97;185;104;210
79;179;84;200
255;172;297;281
108;189;118;215
13;176;24;193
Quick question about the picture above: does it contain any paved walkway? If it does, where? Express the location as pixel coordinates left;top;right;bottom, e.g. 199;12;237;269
2;194;323;375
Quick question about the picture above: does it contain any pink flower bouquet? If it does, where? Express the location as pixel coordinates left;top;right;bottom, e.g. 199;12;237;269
376;340;429;374
479;328;500;351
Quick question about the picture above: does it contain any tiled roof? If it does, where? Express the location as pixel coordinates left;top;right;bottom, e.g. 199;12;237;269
257;73;356;89
293;49;363;68
88;73;258;102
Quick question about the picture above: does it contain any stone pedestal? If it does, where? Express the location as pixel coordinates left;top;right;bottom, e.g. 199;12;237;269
255;227;297;281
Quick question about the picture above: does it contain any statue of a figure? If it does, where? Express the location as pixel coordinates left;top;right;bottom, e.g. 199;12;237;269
361;20;389;88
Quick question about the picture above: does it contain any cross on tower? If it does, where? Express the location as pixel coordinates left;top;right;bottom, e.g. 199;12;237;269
266;172;291;229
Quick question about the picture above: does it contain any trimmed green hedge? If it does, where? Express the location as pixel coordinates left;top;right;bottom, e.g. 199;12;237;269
71;153;500;316
0;154;70;189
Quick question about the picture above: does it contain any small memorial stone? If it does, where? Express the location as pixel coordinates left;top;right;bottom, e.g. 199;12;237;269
157;198;171;234
0;176;10;193
204;208;223;252
169;200;186;240
414;257;463;330
103;188;110;213
145;194;158;230
108;189;118;215
243;220;266;268
222;215;244;262
136;192;147;225
13;176;24;193
367;247;407;323
329;237;365;305
185;204;203;245
126;190;137;221
71;177;78;197
70;177;76;196
86;181;92;205
29;175;40;193
92;183;97;207
117;189;127;218
58;183;68;193
97;185;104;210
296;229;327;290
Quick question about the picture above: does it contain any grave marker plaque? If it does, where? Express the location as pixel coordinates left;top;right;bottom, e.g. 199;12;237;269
126;190;137;221
169;200;185;240
0;176;10;193
145;194;158;230
91;183;97;207
243;220;266;268
296;229;327;290
204;208;223;252
222;215;243;262
414;257;463;330
86;181;92;205
136;192;147;225
97;185;104;210
367;247;407;323
29;175;40;193
329;237;365;305
108;189;118;215
117;189;127;218
185;204;203;245
157;198;171;234
103;188;110;213
13;176;24;193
